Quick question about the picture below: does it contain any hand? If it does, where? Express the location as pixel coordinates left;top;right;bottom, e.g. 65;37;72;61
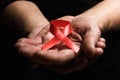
48;16;106;74
71;16;106;57
41;16;106;74
15;16;81;67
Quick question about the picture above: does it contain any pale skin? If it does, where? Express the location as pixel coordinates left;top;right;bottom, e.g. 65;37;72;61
3;0;120;74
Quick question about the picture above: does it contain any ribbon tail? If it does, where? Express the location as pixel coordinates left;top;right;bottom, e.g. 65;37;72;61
62;37;80;53
41;37;60;50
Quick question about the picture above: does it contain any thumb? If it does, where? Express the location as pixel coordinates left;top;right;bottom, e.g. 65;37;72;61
28;24;50;38
82;28;101;57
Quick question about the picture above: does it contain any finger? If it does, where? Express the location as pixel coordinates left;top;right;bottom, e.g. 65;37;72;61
17;38;42;46
37;24;50;37
69;31;82;42
15;38;31;49
15;40;25;49
33;49;75;66
57;16;74;22
28;26;44;38
19;44;38;58
99;38;106;43
28;24;50;38
37;25;54;43
96;41;106;49
15;40;38;58
95;47;104;56
82;29;101;57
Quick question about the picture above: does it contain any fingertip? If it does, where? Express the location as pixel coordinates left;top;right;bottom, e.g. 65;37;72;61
14;42;22;49
95;47;104;56
17;38;26;42
18;45;37;58
99;38;106;43
96;41;106;49
57;16;74;22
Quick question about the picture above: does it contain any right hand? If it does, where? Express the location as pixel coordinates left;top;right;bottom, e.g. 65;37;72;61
71;16;106;57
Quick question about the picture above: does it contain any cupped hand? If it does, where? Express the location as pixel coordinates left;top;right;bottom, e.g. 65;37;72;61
15;16;82;67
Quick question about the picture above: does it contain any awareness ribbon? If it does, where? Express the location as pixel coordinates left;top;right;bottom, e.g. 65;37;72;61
41;20;79;53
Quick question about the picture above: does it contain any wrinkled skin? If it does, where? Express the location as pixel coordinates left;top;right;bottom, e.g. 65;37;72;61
15;16;106;74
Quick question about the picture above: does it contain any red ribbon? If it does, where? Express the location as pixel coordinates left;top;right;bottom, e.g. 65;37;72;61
41;20;79;53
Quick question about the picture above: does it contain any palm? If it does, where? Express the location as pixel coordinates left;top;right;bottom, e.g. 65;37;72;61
15;16;106;74
15;24;81;66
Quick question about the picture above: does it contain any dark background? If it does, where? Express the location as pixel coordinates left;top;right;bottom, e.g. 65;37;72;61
1;0;120;80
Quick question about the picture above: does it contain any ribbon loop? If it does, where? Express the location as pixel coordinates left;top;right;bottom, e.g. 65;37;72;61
42;20;79;53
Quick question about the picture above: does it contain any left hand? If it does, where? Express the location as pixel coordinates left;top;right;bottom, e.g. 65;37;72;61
15;16;81;69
